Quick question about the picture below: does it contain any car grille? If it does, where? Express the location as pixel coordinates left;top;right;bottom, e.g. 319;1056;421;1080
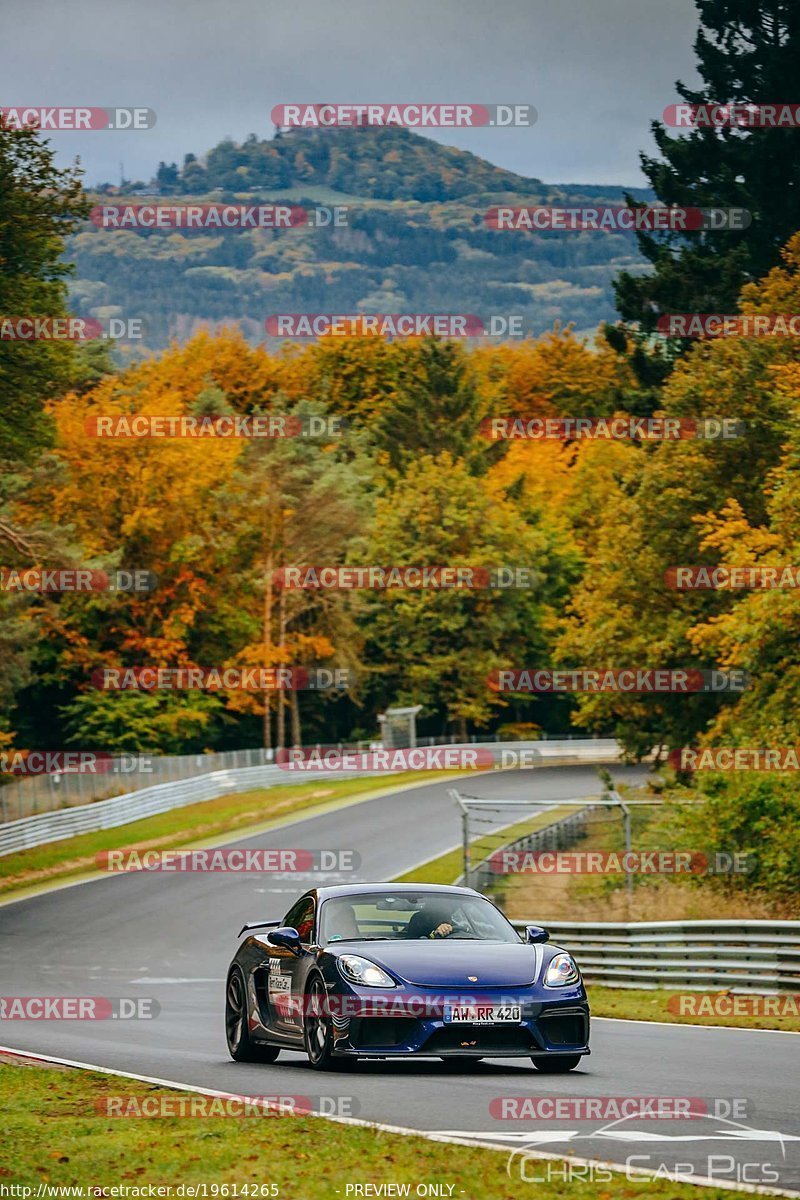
424;1026;536;1053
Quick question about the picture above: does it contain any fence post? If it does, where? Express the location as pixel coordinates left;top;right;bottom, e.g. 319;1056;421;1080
448;789;471;888
609;788;633;902
462;808;471;889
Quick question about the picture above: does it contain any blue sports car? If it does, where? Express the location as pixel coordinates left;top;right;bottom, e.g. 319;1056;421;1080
225;883;590;1071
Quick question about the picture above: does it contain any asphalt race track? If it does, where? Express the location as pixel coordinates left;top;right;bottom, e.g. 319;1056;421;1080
1;765;798;1192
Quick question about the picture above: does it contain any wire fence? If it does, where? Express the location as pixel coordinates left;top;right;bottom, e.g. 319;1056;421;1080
0;735;622;823
458;804;596;892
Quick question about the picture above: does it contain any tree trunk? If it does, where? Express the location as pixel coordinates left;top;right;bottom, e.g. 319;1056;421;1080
290;688;302;747
262;545;273;752
276;584;287;751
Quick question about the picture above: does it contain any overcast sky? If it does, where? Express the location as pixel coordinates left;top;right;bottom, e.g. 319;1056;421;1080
1;0;700;187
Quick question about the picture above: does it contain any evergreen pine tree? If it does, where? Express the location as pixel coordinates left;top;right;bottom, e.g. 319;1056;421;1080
615;0;800;329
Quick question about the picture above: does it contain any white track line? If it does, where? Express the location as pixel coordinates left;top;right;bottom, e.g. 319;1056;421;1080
593;1016;800;1035
1;1044;797;1198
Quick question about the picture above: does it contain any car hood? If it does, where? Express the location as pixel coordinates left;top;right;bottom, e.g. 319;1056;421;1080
330;940;541;988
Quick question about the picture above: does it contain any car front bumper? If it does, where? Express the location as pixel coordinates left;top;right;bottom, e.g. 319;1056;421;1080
329;990;590;1058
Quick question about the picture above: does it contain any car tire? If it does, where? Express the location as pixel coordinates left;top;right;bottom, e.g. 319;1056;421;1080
304;975;342;1071
225;966;280;1063
531;1054;582;1073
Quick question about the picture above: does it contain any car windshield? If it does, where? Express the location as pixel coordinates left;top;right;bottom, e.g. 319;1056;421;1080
319;892;520;944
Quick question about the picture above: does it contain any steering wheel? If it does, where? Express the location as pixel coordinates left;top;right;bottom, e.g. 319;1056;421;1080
432;916;471;939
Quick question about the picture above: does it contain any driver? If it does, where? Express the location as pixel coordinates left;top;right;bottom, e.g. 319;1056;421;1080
406;899;456;939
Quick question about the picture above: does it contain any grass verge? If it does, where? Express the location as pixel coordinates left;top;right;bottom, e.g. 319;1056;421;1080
588;985;800;1032
0;1055;761;1198
0;772;456;900
497;793;788;923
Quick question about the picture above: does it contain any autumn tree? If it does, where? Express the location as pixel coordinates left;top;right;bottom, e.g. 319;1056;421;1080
360;452;571;738
560;234;800;757
206;396;369;750
14;332;272;747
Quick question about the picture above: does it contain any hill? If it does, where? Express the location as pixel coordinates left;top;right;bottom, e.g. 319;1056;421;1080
67;127;653;352
150;125;541;202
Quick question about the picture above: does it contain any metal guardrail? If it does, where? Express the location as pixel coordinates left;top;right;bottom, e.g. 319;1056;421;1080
0;765;284;857
0;747;277;822
0;739;624;856
512;919;800;993
0;736;624;822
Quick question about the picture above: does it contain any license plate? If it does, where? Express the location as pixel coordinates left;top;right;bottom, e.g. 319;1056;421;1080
443;1004;522;1024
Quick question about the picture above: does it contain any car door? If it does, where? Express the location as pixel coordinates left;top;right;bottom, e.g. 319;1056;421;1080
264;894;316;1038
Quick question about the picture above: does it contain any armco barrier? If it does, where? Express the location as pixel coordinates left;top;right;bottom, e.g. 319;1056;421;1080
0;736;623;822
512;919;800;993
0;765;282;856
0;739;624;855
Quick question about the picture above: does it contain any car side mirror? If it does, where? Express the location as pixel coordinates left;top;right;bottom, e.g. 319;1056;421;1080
525;925;550;944
267;926;304;954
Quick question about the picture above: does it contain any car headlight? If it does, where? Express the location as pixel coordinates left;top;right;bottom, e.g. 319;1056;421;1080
544;952;580;987
337;954;396;988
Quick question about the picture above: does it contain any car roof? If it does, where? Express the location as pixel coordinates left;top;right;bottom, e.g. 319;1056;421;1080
310;883;483;901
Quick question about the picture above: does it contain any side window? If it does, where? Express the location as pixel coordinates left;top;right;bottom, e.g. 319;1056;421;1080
283;896;316;945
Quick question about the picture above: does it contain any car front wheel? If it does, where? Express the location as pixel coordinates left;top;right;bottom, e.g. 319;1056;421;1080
532;1054;581;1073
304;975;339;1070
